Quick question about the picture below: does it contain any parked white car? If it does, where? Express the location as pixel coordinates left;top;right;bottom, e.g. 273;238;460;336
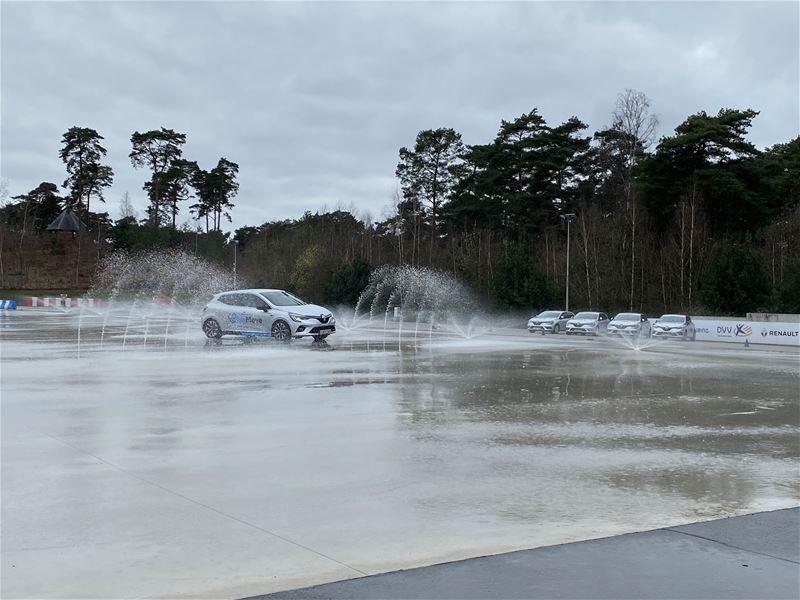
651;314;696;341
565;311;610;336
201;289;336;342
527;310;574;334
608;312;651;337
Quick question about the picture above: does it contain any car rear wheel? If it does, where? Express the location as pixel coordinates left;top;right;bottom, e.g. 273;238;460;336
271;320;292;342
203;318;222;339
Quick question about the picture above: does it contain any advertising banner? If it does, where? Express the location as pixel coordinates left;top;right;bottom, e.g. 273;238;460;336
692;319;800;346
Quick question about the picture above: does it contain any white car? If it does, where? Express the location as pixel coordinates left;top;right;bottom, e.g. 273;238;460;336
527;310;574;334
651;314;696;341
565;311;610;336
607;312;651;337
201;289;336;342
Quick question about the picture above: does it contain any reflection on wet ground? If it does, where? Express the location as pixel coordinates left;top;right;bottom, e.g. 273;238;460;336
1;308;798;599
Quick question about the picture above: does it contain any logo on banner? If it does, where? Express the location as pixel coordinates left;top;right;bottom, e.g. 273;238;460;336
761;328;769;337
734;323;752;337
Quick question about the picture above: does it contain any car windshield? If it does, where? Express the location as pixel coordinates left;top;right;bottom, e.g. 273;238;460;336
536;311;560;318
573;312;598;319
614;313;640;321
261;291;306;306
660;315;685;323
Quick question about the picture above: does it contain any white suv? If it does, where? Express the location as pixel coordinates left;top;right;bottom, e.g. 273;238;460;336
527;310;574;334
651;314;696;341
201;289;336;342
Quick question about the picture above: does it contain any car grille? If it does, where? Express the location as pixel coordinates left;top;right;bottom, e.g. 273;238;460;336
309;325;335;334
317;315;330;324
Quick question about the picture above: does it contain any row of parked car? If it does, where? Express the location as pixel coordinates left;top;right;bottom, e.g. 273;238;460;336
527;310;697;341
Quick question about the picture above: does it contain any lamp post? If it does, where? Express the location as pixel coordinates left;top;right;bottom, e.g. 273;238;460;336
232;240;239;288
561;213;576;311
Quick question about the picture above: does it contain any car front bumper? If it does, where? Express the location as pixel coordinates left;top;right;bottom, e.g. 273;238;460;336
293;324;336;338
566;326;597;335
528;322;556;332
651;329;685;338
608;327;640;335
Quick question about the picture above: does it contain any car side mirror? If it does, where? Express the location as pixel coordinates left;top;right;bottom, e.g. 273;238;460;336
257;306;270;312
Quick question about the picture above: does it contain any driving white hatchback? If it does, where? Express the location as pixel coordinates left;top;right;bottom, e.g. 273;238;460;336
201;289;336;342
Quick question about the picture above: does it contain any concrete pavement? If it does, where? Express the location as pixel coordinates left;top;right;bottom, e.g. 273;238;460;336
248;508;800;599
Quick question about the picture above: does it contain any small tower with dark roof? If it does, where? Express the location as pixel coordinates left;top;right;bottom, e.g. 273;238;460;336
47;206;82;233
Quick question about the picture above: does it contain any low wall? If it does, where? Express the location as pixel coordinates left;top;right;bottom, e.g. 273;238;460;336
692;318;799;346
24;296;101;308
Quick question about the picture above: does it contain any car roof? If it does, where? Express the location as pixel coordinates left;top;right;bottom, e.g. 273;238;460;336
217;288;283;296
659;313;686;318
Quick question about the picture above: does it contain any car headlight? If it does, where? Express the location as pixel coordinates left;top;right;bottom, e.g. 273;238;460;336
289;313;305;322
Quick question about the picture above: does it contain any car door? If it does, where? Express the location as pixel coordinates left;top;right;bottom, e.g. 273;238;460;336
214;293;238;332
222;293;249;333
239;293;271;336
599;313;609;331
641;314;650;336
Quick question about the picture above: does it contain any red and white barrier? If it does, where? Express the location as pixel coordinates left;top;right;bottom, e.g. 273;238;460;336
24;296;102;308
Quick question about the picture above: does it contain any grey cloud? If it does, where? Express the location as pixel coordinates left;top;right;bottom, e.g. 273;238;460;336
2;1;797;231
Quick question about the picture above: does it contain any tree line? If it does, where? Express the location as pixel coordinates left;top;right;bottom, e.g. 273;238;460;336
2;126;239;232
230;91;798;315
1;90;798;316
0;126;239;289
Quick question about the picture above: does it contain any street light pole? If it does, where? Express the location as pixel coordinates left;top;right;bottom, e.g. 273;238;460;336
561;213;576;311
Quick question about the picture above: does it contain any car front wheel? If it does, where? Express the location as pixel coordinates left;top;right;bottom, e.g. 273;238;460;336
202;318;222;339
271;320;292;342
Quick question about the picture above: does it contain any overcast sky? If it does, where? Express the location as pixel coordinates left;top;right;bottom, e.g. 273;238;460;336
2;1;798;231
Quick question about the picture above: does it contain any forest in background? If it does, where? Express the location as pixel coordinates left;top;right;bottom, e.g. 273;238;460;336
1;90;798;316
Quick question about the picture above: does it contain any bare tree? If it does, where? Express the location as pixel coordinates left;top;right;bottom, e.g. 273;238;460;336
118;191;137;221
612;89;659;310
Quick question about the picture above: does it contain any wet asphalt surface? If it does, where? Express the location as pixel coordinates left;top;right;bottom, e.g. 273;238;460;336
1;307;798;598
